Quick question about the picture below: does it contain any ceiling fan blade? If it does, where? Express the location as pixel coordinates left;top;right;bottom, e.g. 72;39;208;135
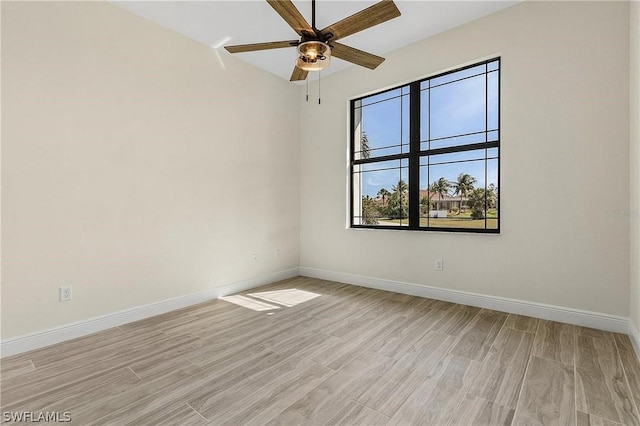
225;40;299;54
266;0;316;37
320;0;400;42
290;66;308;81
330;42;385;70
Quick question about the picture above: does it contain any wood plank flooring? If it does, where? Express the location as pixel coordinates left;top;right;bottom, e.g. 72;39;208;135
2;276;640;425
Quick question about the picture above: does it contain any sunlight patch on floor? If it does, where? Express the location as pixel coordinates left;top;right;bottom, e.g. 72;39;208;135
248;289;321;307
219;289;321;311
219;295;281;311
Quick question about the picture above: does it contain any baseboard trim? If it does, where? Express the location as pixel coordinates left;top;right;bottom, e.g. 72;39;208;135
299;266;629;334
3;266;633;359
0;267;299;358
629;320;640;361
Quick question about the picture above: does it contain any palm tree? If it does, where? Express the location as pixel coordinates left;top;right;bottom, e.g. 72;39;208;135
429;177;451;210
452;173;476;214
361;132;371;159
386;180;408;219
392;180;408;194
377;188;390;205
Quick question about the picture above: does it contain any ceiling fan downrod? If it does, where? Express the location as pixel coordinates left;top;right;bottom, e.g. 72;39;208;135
312;0;316;33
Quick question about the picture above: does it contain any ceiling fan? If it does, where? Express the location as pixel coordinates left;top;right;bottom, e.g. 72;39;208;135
224;0;401;82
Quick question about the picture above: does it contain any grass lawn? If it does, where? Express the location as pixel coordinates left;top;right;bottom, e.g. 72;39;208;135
378;210;498;229
421;217;498;229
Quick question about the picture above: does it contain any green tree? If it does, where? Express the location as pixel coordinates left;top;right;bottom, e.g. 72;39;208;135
452;173;476;214
467;188;488;219
377;188;390;205
486;183;498;209
420;195;432;216
361;132;371;159
392;180;408;194
362;195;380;224
429;177;451;210
385;180;408;219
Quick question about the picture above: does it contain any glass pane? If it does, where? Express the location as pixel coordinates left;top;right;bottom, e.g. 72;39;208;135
422;150;486;166
488;70;499;131
361;88;401;107
421;132;487;152
486;158;499;229
353;159;409;227
429;74;486;140
419;160;433;225
420;90;429;145
401;93;410;149
354;88;409;159
420;158;489;229
430;64;486;88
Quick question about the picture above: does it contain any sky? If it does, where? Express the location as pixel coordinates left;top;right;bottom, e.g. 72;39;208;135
355;61;499;199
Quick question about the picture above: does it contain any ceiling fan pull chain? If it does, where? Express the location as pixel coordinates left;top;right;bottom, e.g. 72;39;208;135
306;76;309;102
318;70;321;105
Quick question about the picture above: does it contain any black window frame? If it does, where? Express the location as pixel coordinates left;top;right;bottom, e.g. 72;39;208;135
349;58;500;233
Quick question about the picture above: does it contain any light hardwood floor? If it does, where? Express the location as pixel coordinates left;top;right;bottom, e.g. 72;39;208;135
2;276;640;425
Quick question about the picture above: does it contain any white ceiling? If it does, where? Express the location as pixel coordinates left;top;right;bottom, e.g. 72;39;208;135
110;1;520;82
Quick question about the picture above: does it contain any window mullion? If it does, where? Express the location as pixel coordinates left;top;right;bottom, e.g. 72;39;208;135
408;82;421;228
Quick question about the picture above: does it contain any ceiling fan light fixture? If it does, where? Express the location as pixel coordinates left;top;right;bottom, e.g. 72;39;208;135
296;41;331;71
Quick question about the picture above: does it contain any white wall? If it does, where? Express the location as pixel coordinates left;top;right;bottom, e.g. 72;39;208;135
631;0;640;334
300;1;630;316
1;0;634;343
1;2;300;338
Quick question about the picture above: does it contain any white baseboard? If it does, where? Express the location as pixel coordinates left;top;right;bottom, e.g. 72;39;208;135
4;266;635;360
0;268;299;358
299;266;629;334
629;320;640;362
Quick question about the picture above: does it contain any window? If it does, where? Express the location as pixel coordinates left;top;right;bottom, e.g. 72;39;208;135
350;58;500;233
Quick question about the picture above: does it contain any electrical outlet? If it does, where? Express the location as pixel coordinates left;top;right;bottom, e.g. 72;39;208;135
435;259;443;271
275;249;281;260
59;286;72;302
252;253;259;261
